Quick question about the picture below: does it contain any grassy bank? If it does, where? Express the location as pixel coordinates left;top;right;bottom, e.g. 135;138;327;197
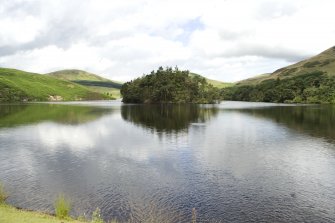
0;68;109;102
0;204;83;223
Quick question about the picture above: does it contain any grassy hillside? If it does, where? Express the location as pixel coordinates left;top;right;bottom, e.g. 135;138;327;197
190;73;232;88
207;78;234;88
0;68;107;102
272;46;335;77
236;73;271;85
48;70;122;98
237;46;335;86
222;46;335;104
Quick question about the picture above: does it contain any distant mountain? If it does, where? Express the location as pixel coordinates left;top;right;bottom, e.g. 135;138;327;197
48;69;122;98
0;68;107;102
223;46;335;104
237;46;335;86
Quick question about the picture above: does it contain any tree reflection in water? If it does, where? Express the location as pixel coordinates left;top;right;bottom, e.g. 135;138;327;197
121;104;218;134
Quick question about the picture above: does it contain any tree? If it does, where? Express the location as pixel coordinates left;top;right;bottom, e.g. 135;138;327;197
121;67;221;104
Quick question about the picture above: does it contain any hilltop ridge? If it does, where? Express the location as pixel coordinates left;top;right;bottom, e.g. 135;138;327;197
48;69;122;98
0;68;107;102
237;46;335;85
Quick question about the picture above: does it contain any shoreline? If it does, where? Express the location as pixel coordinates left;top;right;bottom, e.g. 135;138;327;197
0;203;84;223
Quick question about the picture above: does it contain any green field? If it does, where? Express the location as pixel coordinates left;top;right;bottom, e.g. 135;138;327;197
0;68;108;102
48;70;122;98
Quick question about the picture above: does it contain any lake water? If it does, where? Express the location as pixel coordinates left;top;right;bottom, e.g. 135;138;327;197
0;101;335;222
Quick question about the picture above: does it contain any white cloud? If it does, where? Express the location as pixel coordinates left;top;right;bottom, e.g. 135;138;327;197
0;0;335;82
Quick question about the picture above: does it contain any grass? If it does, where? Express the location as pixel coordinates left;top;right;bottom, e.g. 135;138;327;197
83;86;121;99
0;182;7;203
0;67;108;102
0;202;196;223
48;69;119;82
190;72;233;88
0;204;84;223
48;69;122;99
91;208;104;223
236;73;271;85
0;203;118;223
0;182;196;223
237;45;335;85
206;78;234;88
54;194;71;219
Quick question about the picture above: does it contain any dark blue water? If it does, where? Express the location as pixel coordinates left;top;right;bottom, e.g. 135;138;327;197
0;101;335;222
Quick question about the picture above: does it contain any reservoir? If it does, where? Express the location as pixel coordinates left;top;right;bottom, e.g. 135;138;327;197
0;101;334;222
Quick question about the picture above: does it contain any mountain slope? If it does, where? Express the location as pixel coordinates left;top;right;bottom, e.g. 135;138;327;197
236;73;271;85
223;46;335;104
0;68;106;102
48;69;122;98
272;46;335;77
190;73;233;88
237;46;335;86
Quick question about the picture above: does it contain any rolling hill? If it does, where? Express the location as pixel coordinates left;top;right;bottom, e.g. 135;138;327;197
190;73;233;88
0;68;107;102
223;46;335;103
237;46;335;86
48;69;122;98
236;73;271;85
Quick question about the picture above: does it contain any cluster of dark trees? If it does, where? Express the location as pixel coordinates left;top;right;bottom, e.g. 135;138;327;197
121;67;220;103
0;83;27;102
221;71;335;104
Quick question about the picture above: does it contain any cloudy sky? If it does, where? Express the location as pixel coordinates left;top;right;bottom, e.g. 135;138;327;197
0;0;335;82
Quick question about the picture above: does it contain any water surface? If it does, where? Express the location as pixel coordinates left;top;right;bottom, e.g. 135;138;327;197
0;101;335;222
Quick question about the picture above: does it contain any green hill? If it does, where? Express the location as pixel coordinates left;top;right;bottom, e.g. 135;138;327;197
236;73;271;85
190;73;233;88
222;46;335;104
48;69;122;98
0;68;107;102
237;46;335;86
272;46;335;77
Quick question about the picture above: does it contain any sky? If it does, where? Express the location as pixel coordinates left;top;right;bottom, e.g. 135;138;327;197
0;0;335;82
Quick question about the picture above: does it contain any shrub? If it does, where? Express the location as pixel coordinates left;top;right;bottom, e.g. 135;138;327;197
192;208;197;223
0;182;7;203
54;193;71;219
91;208;104;223
77;214;87;222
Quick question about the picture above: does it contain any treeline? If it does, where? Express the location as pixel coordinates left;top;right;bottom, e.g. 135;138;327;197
221;71;335;104
121;67;220;103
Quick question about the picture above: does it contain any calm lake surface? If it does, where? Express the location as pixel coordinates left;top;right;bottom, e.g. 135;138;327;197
1;101;335;222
